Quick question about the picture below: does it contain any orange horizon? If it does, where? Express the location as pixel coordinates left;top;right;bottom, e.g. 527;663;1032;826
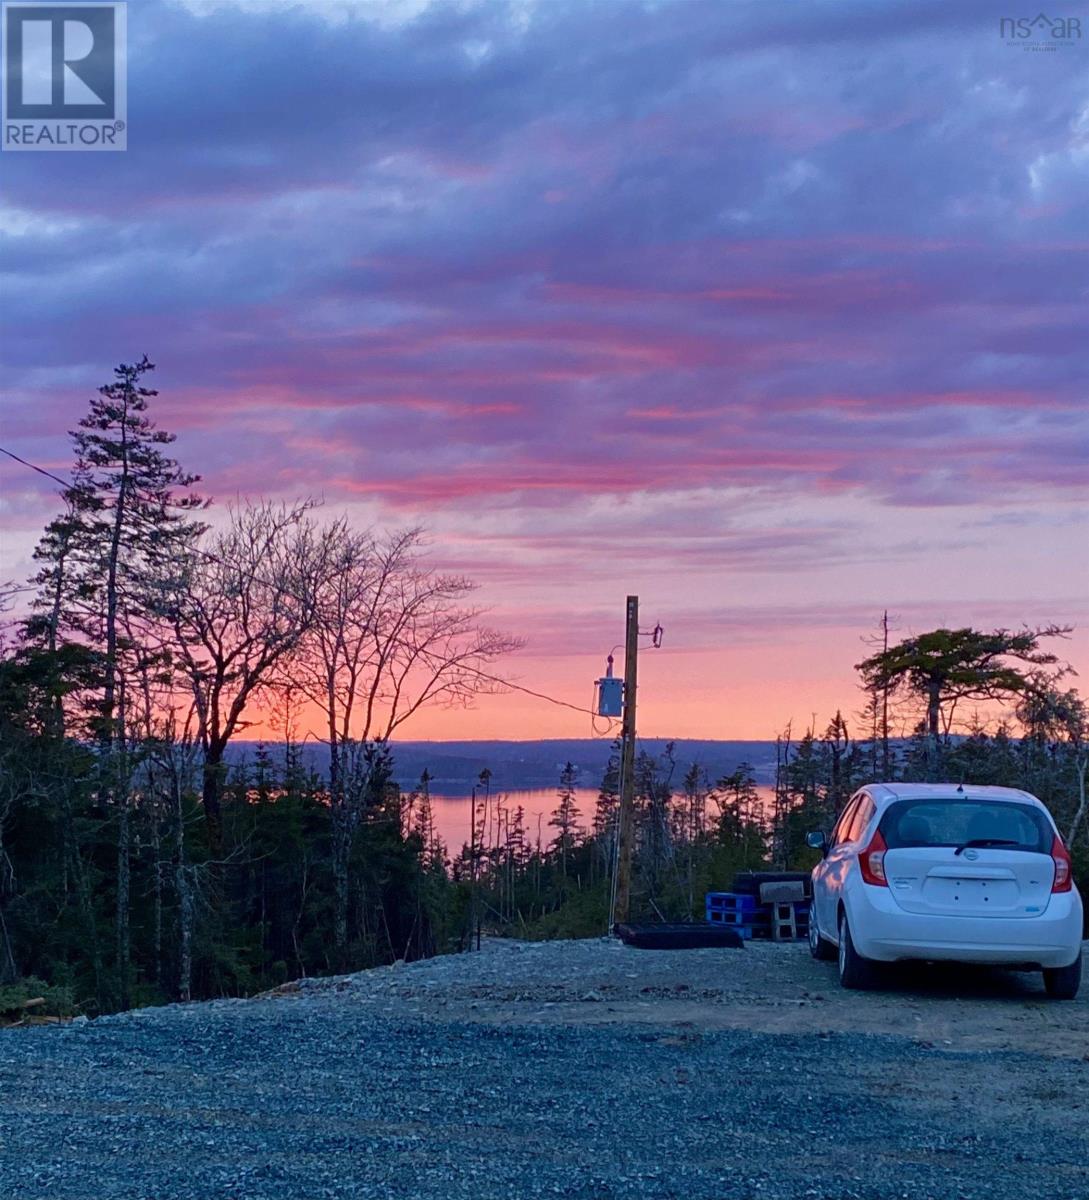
249;632;1089;745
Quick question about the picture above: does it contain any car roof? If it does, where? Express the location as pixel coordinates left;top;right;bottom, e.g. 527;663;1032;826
860;782;1043;808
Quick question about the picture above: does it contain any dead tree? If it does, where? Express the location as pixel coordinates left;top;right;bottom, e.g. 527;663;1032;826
294;524;521;960
166;500;321;850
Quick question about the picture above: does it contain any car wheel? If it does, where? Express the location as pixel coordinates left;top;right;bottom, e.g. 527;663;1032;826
808;907;835;961
837;910;878;990
1043;950;1082;1001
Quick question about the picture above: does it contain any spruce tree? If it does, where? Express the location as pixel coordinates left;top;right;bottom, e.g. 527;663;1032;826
28;357;203;1009
549;761;581;876
30;356;204;743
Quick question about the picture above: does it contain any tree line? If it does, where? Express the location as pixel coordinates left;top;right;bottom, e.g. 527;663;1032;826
1;359;518;1012
1;360;1085;1016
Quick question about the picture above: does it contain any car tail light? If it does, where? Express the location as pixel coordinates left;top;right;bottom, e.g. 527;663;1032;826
1051;834;1072;893
859;828;888;887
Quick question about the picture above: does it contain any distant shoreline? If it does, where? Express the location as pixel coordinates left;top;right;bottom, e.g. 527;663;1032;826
224;737;797;791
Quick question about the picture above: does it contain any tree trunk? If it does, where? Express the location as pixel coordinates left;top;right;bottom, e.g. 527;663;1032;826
927;682;942;739
174;776;193;1003
43;528;70;740
0;804;15;982
201;751;225;853
0;905;16;985
332;806;351;962
116;799;131;1010
177;867;193;1004
151;804;163;985
926;682;943;781
63;795;104;1006
113;685;132;1012
101;486;125;748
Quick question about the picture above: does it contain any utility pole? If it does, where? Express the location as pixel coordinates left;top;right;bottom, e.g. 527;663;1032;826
476;770;490;951
613;595;639;926
469;784;478;951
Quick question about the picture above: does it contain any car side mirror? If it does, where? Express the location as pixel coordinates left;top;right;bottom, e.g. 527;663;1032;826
806;830;828;855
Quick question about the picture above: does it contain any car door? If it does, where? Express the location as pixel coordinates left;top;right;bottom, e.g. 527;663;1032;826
814;795;862;936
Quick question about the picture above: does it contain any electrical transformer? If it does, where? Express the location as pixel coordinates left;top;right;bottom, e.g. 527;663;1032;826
596;672;623;717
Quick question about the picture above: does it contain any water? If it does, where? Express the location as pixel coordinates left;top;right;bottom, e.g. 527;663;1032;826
420;787;602;852
414;785;776;851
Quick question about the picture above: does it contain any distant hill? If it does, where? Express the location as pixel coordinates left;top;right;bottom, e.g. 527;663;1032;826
225;739;782;793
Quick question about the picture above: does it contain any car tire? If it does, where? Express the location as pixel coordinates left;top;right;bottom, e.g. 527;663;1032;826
808;909;836;961
1043;951;1082;1001
837;910;878;990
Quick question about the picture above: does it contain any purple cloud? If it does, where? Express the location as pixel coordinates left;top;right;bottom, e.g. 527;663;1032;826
2;0;1086;707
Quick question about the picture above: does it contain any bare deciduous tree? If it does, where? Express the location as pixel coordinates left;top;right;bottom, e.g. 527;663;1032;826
294;524;522;957
167;500;321;848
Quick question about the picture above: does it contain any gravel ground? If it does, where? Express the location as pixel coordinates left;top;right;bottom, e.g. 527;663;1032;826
2;939;1088;1200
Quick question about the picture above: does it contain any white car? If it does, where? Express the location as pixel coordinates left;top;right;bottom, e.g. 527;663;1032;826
806;783;1084;998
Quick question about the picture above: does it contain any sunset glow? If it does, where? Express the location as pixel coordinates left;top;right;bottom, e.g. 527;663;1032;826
2;0;1086;739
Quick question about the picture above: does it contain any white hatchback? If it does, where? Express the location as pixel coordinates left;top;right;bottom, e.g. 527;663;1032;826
807;783;1084;998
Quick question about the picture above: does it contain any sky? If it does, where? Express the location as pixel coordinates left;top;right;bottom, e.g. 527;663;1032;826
1;0;1087;740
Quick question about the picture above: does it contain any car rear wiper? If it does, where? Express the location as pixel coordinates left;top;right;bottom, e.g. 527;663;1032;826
953;838;1021;856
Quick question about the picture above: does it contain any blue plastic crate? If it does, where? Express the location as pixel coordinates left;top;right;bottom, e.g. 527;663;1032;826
706;894;767;937
712;910;747;926
705;892;758;914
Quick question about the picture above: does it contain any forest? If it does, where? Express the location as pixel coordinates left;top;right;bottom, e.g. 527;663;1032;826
1;361;1086;1018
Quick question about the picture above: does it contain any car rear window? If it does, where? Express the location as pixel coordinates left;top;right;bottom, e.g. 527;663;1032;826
879;799;1052;853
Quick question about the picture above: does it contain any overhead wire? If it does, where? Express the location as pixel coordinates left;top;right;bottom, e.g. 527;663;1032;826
447;661;606;720
6;441;640;923
0;444;613;726
0;446;71;489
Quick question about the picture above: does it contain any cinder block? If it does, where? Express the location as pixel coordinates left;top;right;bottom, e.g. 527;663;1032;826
759;880;808;904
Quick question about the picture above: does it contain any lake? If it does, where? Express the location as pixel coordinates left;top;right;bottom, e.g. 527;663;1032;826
416;785;777;851
420;787;603;852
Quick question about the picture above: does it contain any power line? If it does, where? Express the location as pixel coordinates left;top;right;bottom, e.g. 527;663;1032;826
0;443;610;724
0;445;71;490
458;663;605;720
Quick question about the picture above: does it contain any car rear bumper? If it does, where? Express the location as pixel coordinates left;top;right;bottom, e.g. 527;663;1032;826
846;887;1084;968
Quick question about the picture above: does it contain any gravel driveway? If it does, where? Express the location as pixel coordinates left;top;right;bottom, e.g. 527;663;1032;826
2;939;1087;1200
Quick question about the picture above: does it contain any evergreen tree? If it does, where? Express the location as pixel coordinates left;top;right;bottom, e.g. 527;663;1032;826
711;763;767;858
411;770;445;871
26;358;202;1009
593;742;620;835
30;357;204;744
633;745;676;896
678;763;710;914
507;804;527;869
549;762;582;876
856;626;1070;776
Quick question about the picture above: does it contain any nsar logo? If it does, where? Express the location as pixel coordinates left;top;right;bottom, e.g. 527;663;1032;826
999;13;1083;50
3;2;126;151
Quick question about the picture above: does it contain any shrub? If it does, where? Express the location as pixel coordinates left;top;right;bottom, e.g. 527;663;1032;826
0;977;76;1022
